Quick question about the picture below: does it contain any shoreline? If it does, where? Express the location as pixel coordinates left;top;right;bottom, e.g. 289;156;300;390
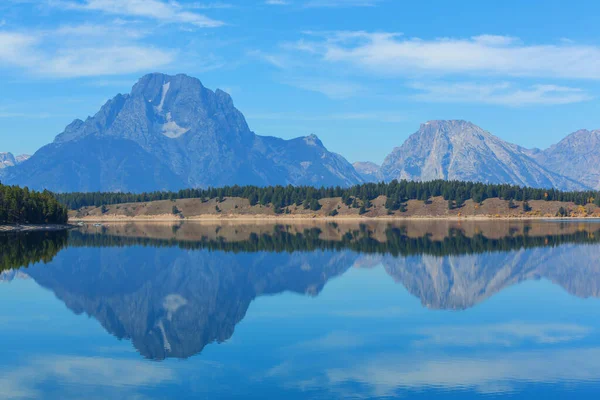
0;224;74;233
68;215;600;222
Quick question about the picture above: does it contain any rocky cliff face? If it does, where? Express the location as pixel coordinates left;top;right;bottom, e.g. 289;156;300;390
379;120;585;190
5;73;362;192
531;129;600;190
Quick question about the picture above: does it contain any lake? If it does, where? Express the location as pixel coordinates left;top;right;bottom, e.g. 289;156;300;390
1;220;600;399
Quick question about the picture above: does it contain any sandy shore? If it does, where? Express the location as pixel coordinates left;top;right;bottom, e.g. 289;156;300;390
0;224;73;233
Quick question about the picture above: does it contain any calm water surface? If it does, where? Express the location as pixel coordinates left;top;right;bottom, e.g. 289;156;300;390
1;220;600;399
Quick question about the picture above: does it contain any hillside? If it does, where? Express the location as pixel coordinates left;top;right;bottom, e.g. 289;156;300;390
70;195;600;221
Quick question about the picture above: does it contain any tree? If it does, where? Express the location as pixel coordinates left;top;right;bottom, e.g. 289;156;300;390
329;209;339;217
523;201;532;212
309;199;321;211
172;205;180;215
508;199;516;209
557;207;568;217
359;205;367;215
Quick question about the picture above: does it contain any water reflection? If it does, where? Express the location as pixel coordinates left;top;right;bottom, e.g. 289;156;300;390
2;221;600;361
2;221;600;398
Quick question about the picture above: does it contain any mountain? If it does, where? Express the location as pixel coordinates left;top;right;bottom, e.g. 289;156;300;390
353;161;383;182
530;129;600;190
0;152;29;169
379;120;585;190
4;73;362;192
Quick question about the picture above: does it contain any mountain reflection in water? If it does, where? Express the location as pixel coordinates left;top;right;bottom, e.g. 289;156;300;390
2;220;600;361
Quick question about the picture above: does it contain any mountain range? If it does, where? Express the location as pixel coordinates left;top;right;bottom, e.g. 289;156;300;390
1;72;599;192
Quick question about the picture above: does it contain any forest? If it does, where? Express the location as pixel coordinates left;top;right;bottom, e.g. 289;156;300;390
0;183;69;224
55;179;600;212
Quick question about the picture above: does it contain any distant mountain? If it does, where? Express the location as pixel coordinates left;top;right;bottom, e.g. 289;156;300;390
379;120;585;191
4;73;362;192
530;129;600;190
0;152;29;169
353;161;383;182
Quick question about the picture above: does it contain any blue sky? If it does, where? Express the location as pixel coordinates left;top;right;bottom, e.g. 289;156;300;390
1;0;599;164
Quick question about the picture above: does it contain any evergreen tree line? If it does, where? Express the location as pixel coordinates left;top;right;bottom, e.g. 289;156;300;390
66;226;600;257
55;180;600;212
0;183;68;224
0;231;68;272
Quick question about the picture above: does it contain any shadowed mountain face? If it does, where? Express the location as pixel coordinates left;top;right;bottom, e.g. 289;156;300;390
379;120;585;190
5;222;600;359
5;73;362;192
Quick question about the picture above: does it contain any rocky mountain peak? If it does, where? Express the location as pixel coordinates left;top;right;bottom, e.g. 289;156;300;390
531;127;600;189
5;73;363;192
303;134;324;147
0;152;30;169
380;120;585;190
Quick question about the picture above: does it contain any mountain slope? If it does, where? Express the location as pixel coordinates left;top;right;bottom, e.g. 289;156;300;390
531;129;600;190
5;73;362;192
380;120;585;190
353;161;383;182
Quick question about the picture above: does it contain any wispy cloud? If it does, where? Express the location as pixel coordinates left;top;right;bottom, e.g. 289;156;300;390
0;355;175;399
50;0;224;27
0;31;174;78
410;81;593;106
298;32;600;80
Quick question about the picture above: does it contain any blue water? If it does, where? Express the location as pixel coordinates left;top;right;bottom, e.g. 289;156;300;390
1;222;600;399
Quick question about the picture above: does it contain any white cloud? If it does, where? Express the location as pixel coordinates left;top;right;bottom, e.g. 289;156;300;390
54;0;224;27
44;46;175;78
296;31;600;80
0;31;174;77
410;81;593;106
